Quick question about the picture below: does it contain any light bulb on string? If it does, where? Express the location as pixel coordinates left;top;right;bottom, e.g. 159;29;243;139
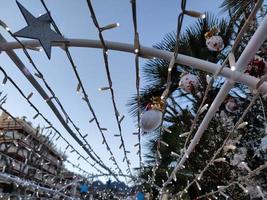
179;132;190;137
0;20;10;31
230;66;236;71
183;10;206;19
238;183;249;193
100;22;120;32
2;76;7;85
98;86;110;91
237;121;248;129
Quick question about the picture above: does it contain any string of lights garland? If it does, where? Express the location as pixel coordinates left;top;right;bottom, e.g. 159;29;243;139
0;193;58;200
0;66;160;192
63;132;163;193
150;0;206;189
0;100;134;198
0;151;68;190
38;0;127;178
0;171;74;199
0;67;160;193
0;103;144;197
0;66;109;177
64;159;134;180
84;0;133;177
0;110;76;198
0;101;107;180
130;0;143;174
161;0;267;189
0;29;122;180
0;21;116;178
194;163;267;199
174;75;267;199
149;0;187;188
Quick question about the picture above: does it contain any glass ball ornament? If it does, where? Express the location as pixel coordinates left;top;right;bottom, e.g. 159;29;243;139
179;73;200;93
206;35;224;52
140;109;163;133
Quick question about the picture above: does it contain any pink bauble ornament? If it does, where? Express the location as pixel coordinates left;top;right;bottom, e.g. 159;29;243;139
179;73;200;93
140;109;163;132
206;36;224;52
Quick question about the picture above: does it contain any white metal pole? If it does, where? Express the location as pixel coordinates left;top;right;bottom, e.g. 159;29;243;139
163;13;267;186
0;39;267;93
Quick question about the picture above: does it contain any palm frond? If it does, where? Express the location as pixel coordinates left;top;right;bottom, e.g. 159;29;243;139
221;0;255;19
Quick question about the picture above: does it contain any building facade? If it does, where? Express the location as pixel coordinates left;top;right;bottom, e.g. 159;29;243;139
0;112;79;199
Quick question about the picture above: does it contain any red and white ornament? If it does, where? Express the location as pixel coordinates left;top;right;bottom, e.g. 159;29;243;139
205;27;224;52
206;36;224;52
179;73;200;93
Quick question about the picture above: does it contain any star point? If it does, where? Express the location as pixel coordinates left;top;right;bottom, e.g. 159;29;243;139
14;1;66;59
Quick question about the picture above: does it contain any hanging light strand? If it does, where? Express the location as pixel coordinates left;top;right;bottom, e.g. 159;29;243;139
130;0;143;174
0;30;111;175
151;0;188;190
84;0;133;178
0;172;73;199
0;68;111;177
39;0;128;179
0;17;121;179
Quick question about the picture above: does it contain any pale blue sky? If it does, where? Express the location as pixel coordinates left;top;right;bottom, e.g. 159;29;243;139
0;0;224;182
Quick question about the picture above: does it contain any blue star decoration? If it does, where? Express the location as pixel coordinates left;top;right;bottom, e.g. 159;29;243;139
14;1;66;59
80;184;89;193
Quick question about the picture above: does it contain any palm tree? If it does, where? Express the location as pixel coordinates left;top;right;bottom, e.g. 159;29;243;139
128;3;267;199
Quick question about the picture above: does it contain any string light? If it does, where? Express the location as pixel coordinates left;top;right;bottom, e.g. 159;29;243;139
229;52;236;71
0;21;120;179
100;22;120;32
179;132;190;137
2;76;7;85
27;92;34;100
84;0;133;178
0;76;106;176
183;10;206;19
237;121;248;129
98;86;110;91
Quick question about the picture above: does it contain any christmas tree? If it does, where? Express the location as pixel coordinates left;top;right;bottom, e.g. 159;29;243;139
129;1;267;199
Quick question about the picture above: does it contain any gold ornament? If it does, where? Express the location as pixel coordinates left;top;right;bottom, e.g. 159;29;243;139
204;27;220;39
150;97;165;112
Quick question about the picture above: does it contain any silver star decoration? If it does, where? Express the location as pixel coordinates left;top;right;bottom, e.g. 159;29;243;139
14;1;66;59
